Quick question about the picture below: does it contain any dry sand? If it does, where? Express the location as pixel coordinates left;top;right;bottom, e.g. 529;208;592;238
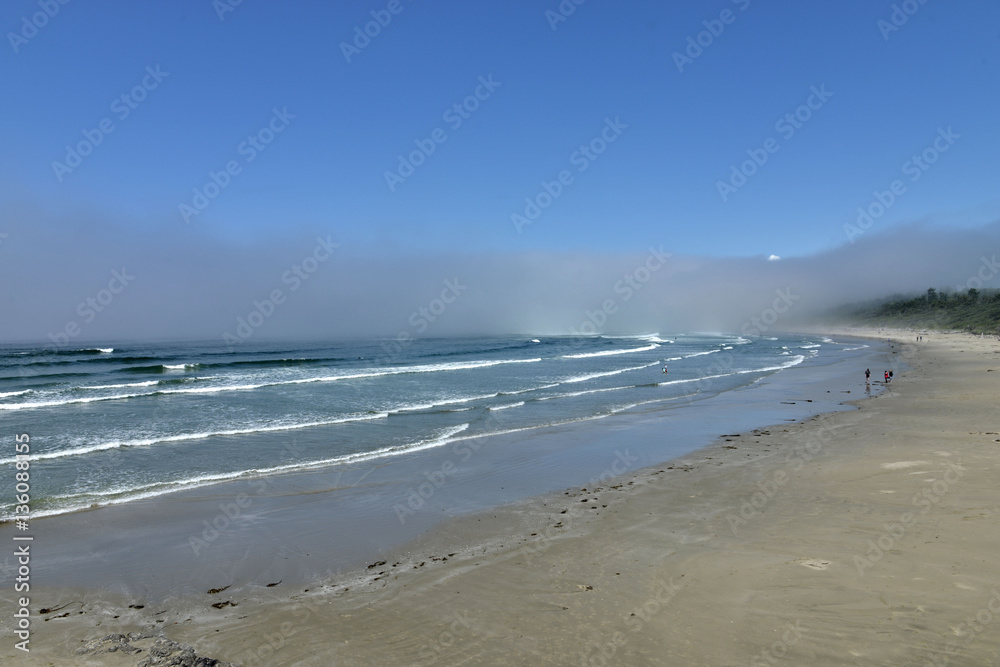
5;329;1000;666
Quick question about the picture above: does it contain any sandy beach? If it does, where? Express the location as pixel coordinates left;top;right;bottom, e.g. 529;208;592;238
4;329;999;666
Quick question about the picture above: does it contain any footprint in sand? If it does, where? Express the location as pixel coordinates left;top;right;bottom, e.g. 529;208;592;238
881;460;930;470
798;559;831;570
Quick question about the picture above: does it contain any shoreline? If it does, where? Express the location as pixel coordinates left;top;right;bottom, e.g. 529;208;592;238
0;334;887;604
6;329;1000;665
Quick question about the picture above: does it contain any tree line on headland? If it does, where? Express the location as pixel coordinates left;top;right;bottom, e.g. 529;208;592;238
834;288;1000;334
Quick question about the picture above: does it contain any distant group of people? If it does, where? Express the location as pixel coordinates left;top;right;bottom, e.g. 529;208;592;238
865;368;891;384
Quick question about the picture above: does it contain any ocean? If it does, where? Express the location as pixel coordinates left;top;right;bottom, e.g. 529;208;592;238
0;333;873;523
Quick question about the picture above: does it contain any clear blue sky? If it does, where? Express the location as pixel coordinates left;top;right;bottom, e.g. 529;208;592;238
2;0;998;258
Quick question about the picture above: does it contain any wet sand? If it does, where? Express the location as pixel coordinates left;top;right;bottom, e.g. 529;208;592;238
0;337;885;603
4;329;999;665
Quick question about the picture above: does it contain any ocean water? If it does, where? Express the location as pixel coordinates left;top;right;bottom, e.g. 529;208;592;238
0;333;869;522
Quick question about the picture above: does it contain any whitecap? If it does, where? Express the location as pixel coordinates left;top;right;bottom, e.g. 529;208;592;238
0;389;30;399
562;361;660;383
0;412;391;464
562;343;659;359
489;401;525;411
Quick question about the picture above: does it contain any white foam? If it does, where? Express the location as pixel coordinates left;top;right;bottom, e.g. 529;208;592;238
683;350;721;359
20;424;475;521
503;383;559;395
489;401;525;411
602;334;671;343
0;391;157;411
600;333;658;340
286;358;543;384
0;412;390;464
562;361;660;383
156;383;266;395
608;392;695;413
0;358;547;410
843;345;870;352
737;355;806;374
446;416;622;447
800;344;821;349
654;355;806;387
656;371;736;387
80;381;158;390
435;392;501;404
562;343;659;359
0;389;30;399
597;334;673;343
540;385;633;400
391;402;447;413
635;334;674;344
97;348;114;354
392;393;499;413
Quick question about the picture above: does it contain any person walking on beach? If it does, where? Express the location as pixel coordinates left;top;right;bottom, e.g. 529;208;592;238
865;368;870;384
884;370;889;383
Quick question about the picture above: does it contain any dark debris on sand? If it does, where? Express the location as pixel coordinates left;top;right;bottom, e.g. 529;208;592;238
76;632;243;666
76;632;152;656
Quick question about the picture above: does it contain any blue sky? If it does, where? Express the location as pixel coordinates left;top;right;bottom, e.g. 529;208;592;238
3;0;998;257
2;1;999;341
